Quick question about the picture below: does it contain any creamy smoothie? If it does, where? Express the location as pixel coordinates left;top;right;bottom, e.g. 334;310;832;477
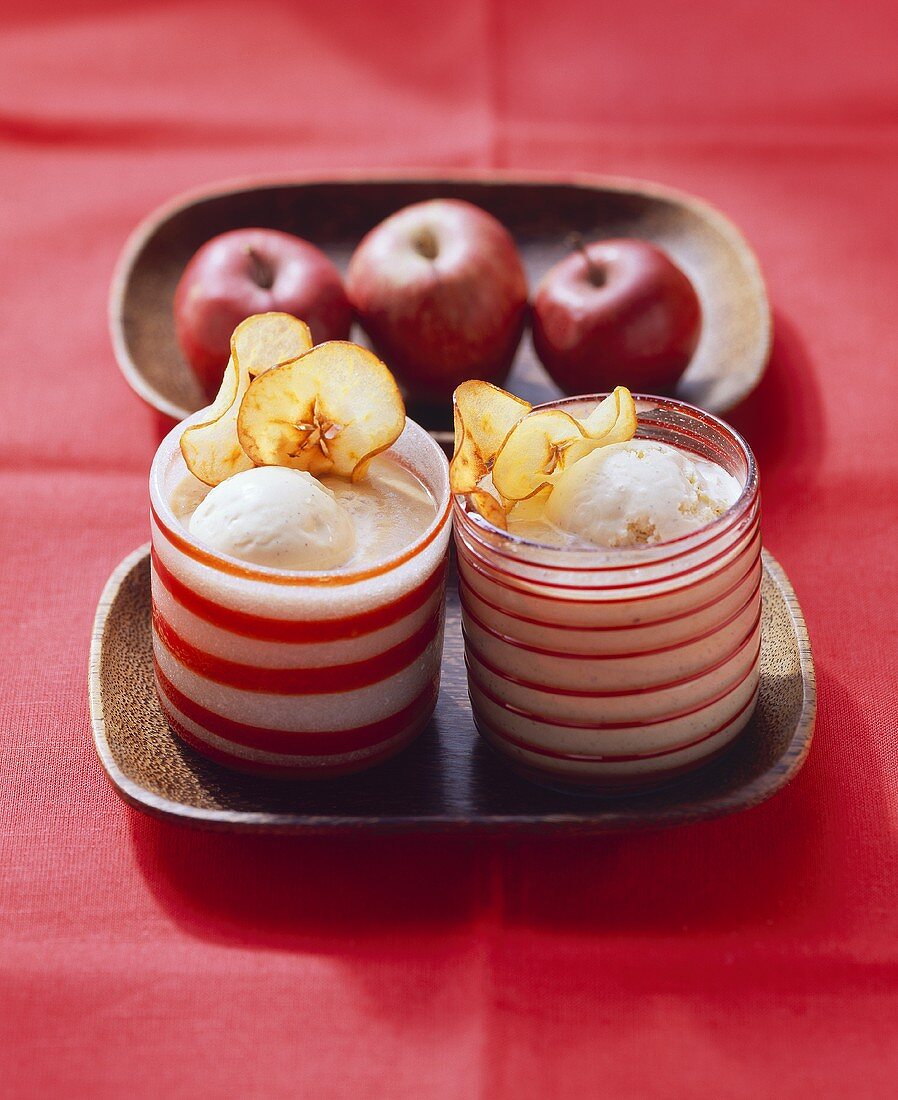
170;454;436;572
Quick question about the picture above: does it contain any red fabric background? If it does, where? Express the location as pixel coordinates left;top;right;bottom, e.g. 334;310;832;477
2;1;897;1096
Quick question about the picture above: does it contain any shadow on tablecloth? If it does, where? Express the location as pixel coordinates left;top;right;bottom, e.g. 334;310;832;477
727;309;825;491
127;665;881;957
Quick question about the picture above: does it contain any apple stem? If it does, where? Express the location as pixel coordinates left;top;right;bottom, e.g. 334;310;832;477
246;247;274;289
413;229;439;261
568;232;606;287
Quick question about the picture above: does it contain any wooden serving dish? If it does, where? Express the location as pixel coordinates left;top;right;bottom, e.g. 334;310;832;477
109;172;771;440
88;546;814;833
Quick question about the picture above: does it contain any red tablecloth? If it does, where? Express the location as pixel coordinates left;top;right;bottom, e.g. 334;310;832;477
2;2;896;1096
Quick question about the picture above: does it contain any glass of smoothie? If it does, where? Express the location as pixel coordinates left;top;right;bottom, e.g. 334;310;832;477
150;321;452;778
452;388;761;792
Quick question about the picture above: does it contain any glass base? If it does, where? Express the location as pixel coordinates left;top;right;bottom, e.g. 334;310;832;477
474;716;742;800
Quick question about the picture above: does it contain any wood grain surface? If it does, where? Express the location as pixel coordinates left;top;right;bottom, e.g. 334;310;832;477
88;545;815;833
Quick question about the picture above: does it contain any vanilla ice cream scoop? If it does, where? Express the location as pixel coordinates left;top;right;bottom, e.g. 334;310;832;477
545;440;741;548
189;466;356;570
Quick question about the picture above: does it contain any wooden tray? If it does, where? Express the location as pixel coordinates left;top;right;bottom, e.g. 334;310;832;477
109;172;771;439
88;546;814;833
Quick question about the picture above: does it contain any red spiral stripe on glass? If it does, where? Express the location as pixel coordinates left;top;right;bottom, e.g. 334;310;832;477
457;551;761;634
459;574;761;661
152;603;442;694
455;516;761;596
465;639;761;731
159;701;424;778
462;605;762;698
152;547;446;643
155;663;439;754
474;688;757;764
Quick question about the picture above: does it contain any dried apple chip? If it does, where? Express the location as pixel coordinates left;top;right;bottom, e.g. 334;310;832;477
180;313;313;486
237;341;406;480
491;408;588;501
565;386;638;465
468;488;507;531
198;352;241;421
492;388;638;502
231;312;312;377
506;485;552;522
450;381;531;494
180;355;254;486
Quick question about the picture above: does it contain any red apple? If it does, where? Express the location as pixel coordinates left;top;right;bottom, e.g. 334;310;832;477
174;228;352;400
531;239;701;395
346;199;528;403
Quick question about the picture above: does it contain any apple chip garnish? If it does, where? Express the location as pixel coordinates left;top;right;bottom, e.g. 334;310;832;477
237;341;406;480
491;409;587;501
492;387;637;502
180;313;312;487
507;486;552;522
450;380;531;494
180;354;254;486
231;312;312;377
468;488;507;531
565;386;639;465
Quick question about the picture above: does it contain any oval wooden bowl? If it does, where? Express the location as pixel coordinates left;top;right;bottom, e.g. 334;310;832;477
88;546;814;833
109;171;771;437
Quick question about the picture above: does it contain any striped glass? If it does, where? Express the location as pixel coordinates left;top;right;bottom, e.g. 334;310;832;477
453;394;762;792
150;415;451;777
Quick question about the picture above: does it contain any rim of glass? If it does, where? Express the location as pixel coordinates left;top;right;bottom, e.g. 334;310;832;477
150;413;451;587
453;392;759;566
